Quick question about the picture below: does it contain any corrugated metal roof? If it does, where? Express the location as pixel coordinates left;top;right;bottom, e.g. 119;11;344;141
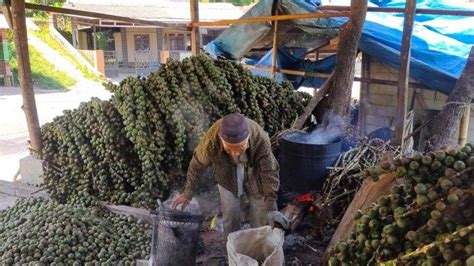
64;0;244;23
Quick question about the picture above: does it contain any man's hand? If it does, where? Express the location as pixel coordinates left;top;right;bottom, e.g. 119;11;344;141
171;193;191;210
267;211;290;230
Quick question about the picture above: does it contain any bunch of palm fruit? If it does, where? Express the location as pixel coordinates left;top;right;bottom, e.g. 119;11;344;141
329;144;474;265
41;55;310;208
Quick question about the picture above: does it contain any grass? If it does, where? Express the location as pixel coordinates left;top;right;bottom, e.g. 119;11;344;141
30;27;102;82
10;45;77;90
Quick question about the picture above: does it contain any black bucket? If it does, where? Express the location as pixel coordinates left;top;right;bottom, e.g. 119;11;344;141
150;208;203;266
279;132;342;192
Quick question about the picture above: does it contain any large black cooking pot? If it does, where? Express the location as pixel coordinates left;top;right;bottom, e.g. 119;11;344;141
279;132;342;192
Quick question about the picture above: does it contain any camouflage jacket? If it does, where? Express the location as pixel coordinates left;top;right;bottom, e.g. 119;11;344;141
183;118;280;211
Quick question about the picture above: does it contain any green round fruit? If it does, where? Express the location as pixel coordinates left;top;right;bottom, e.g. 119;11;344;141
416;195;430;206
409;161;420;170
447;193;459;203
427;190;438;201
435;151;447;161
449;260;462;266
453;161;466;171
461;145;472;154
422;156;433;165
441;179;454;191
414;183;428;195
444;156;456;167
467;156;474;167
466;256;474;266
431;160;442;171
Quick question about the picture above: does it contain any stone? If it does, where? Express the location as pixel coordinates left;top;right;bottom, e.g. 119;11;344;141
19;155;44;186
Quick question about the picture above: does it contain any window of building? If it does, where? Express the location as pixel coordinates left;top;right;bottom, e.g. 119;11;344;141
168;34;185;50
134;34;150;51
167;33;192;51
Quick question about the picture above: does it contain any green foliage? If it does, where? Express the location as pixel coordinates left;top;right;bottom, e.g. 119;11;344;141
30;27;102;82
8;35;76;90
28;46;77;90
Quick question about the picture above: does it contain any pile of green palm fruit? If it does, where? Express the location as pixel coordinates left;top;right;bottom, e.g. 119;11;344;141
0;197;151;265
329;144;474;265
41;55;310;208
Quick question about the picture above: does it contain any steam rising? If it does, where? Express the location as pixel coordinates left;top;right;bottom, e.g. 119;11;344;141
285;112;344;144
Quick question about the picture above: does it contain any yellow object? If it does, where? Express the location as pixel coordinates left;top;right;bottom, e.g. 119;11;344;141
210;215;217;230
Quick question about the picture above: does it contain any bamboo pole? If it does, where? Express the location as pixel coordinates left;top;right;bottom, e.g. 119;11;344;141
190;12;350;27
458;104;471;146
394;0;416;147
11;0;43;152
271;9;279;78
190;0;200;55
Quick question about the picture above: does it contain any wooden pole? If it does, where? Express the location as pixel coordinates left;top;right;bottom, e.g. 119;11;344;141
394;0;416;147
11;0;43;152
358;53;371;137
458;104;470;146
92;23;97;50
190;0;200;55
71;18;78;48
271;9;279;78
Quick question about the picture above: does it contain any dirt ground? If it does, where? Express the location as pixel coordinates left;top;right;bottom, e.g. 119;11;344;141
194;205;327;266
196;226;326;265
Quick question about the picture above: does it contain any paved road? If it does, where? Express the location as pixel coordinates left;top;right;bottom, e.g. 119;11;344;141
0;35;111;181
0;84;111;181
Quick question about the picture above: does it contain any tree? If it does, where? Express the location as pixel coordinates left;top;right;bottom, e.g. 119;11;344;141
425;47;474;149
295;0;368;130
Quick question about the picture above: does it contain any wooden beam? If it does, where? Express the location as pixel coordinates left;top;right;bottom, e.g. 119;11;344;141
271;9;279;78
320;5;474;16
243;64;426;88
16;2;188;31
190;0;200;55
355;77;424;88
190;12;350;27
394;0;416;147
11;0;42;152
1;5;13;29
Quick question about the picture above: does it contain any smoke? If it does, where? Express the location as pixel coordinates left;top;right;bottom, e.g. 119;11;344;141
286;112;345;145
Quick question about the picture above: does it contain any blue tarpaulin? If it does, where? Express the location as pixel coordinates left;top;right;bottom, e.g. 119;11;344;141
206;0;474;94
